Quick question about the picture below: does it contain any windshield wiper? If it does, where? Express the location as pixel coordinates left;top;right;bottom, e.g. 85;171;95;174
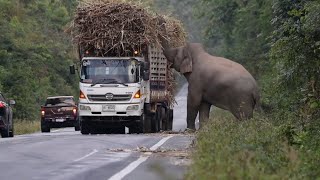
106;80;129;87
91;79;110;87
91;79;128;87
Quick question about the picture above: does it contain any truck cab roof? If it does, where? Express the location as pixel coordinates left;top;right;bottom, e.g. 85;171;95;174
82;57;144;61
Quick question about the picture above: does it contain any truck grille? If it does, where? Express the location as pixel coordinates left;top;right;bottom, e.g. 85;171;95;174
87;94;131;102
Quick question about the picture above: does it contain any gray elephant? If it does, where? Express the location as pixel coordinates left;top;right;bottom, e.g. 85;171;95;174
162;43;260;130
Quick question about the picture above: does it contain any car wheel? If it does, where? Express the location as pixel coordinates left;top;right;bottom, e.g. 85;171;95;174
1;126;9;138
41;122;50;133
8;117;14;137
80;121;90;135
9;126;14;137
74;123;80;131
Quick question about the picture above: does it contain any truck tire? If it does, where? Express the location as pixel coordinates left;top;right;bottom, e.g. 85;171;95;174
114;127;125;134
151;108;161;133
160;107;167;131
167;109;173;131
80;121;90;135
136;113;151;133
41;122;50;133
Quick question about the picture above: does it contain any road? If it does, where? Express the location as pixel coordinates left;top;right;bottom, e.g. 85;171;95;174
0;84;194;180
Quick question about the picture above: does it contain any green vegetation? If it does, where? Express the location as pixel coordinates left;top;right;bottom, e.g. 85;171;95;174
187;110;302;179
14;120;40;135
183;0;320;179
0;0;78;121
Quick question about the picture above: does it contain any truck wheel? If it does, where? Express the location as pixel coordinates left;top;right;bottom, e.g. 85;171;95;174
151;108;161;133
140;113;151;133
167;109;173;131
160;107;167;131
80;121;90;135
41;122;50;133
115;127;125;134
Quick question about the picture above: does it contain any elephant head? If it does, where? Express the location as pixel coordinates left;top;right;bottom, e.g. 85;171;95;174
163;45;193;74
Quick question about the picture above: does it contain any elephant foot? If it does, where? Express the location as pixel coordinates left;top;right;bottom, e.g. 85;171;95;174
187;124;196;130
184;128;196;134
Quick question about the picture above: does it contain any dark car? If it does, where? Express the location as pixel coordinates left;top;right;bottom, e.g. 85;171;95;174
0;92;15;138
41;96;79;132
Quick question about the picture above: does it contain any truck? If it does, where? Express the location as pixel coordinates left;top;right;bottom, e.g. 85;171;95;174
70;45;174;134
40;96;80;133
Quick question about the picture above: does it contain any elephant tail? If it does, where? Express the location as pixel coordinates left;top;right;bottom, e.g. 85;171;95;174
253;89;262;112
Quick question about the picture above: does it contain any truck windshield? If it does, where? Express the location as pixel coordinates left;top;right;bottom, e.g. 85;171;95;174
80;59;139;84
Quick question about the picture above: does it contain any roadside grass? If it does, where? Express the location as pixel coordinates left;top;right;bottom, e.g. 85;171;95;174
14;120;40;135
186;109;303;180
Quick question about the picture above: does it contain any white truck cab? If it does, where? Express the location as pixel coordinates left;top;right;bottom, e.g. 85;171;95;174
78;57;149;117
70;47;173;134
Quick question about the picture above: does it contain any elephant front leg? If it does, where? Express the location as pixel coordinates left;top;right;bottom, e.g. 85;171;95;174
186;94;201;130
199;102;211;129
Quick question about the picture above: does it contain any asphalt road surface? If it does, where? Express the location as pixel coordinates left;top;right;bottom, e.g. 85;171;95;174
0;84;194;180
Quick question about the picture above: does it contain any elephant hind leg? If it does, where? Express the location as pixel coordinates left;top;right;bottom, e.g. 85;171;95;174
233;110;253;120
199;102;211;129
231;100;254;120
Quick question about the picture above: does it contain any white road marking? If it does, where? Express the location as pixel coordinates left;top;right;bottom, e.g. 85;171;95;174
51;129;61;133
149;136;172;151
74;149;98;162
108;136;173;180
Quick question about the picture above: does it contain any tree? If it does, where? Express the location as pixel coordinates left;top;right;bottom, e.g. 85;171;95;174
0;0;78;120
271;0;320;118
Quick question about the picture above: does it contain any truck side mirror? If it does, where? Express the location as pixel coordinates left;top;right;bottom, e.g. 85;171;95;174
143;70;150;81
70;65;76;74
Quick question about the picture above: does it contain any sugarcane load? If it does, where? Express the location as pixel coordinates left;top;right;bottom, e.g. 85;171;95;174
69;0;186;134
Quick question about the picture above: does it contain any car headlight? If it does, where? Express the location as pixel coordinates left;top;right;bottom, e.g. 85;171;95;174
126;105;139;111
79;105;91;111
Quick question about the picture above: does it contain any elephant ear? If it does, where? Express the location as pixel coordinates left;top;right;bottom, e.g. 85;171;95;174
180;47;192;74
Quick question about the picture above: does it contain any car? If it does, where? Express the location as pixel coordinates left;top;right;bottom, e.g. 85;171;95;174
41;96;79;132
0;92;15;138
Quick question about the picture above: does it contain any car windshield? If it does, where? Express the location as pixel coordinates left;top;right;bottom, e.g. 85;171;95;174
45;97;75;106
80;59;139;84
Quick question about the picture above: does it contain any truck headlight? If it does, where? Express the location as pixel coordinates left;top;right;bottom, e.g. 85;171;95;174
79;105;91;111
126;105;139;111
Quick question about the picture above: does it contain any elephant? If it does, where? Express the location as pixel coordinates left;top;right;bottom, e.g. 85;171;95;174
162;43;260;130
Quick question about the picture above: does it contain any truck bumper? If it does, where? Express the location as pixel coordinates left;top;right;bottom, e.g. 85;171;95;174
79;115;141;128
78;103;143;117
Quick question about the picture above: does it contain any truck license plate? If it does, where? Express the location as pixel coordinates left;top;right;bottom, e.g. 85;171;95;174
56;118;65;122
102;105;115;112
